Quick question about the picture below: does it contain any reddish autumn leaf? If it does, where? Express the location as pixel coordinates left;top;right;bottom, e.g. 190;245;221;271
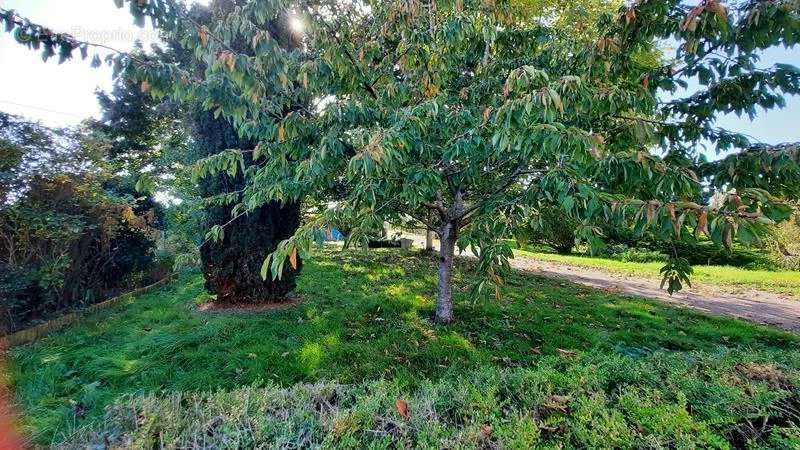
198;25;209;48
395;399;409;418
697;209;709;237
624;8;636;25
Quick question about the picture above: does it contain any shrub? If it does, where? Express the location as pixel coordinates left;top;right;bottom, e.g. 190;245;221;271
0;113;161;332
0;178;159;332
600;245;666;263
767;214;800;270
516;206;578;254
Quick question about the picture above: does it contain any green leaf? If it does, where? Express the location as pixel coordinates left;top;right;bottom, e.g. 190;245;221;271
260;254;273;280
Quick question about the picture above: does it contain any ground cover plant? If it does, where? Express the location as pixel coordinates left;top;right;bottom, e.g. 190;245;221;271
7;246;800;447
55;354;800;448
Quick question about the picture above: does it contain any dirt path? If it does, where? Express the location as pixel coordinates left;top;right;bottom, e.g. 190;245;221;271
402;234;800;331
510;257;800;331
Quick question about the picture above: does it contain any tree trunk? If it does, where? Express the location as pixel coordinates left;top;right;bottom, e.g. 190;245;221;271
436;221;457;323
193;110;301;303
425;229;435;251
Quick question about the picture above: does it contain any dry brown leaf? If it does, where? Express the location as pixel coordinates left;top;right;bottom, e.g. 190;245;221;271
544;394;570;413
667;203;677;221
395;399;409;418
557;348;577;358
624;8;636;25
735;363;787;387
199;26;209;48
646;202;656;225
698;209;709;237
289;247;298;270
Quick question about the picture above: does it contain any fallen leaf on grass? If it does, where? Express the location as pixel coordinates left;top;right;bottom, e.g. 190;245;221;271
544;395;570;413
395;399;409;419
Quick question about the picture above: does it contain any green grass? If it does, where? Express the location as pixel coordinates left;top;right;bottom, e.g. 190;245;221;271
513;248;800;297
7;246;800;447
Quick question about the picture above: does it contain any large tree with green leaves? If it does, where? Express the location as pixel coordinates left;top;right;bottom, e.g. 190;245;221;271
3;0;799;323
1;1;305;303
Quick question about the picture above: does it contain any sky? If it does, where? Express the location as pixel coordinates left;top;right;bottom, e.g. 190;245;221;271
0;0;799;151
0;0;207;125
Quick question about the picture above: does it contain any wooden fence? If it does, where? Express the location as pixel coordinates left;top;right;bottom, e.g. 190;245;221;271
0;275;173;349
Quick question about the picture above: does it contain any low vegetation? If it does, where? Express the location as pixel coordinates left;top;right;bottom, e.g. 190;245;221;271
61;353;800;449
8;247;800;447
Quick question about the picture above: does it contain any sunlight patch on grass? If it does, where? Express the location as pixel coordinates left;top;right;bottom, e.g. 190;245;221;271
438;332;477;352
299;342;325;375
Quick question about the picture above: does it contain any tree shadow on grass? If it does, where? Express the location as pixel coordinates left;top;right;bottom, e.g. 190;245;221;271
8;247;799;443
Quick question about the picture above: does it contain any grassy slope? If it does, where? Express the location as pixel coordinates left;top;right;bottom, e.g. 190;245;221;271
514;249;800;297
8;247;800;446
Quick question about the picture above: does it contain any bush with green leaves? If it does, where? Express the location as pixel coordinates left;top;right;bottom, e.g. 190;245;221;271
767;213;800;270
515;205;579;254
0;113;160;332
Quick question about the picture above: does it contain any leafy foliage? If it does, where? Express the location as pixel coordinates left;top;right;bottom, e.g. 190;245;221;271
192;107;302;302
0;113;161;332
515;205;578;254
2;0;800;321
767;211;800;270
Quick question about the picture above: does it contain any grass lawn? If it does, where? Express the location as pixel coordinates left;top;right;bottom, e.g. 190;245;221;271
514;248;800;298
7;246;800;447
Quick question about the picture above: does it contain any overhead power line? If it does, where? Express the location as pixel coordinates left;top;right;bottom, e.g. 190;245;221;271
0;99;87;119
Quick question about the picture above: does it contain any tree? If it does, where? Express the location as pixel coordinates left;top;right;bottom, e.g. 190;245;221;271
0;2;306;303
182;0;305;302
3;1;799;323
0;112;160;332
192;108;302;302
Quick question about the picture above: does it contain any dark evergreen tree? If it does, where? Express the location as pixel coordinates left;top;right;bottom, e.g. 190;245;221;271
181;0;304;302
193;111;301;302
86;0;305;303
